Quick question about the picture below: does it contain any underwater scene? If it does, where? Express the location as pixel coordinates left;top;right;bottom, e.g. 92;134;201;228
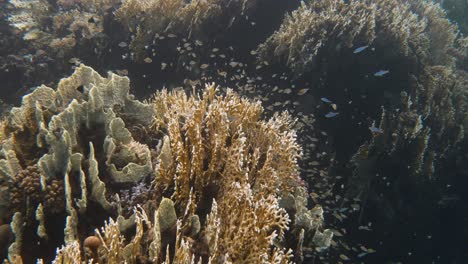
0;0;467;263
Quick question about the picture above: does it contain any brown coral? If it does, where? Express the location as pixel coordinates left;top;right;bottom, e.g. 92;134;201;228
43;179;65;214
9;165;41;210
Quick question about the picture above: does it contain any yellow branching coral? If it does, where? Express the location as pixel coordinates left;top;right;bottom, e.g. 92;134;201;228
150;84;301;213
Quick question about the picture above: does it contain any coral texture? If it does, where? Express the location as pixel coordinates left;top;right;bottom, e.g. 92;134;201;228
0;65;329;263
114;0;260;59
257;0;458;74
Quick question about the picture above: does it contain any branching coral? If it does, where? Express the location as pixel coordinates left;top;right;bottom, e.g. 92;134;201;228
150;85;301;211
257;0;376;74
347;66;467;198
257;0;458;74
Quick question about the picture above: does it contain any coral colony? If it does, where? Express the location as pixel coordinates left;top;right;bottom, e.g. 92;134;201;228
0;65;330;263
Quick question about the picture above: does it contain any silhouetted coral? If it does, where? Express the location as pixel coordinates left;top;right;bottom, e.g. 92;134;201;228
8;166;41;210
7;0;119;57
115;0;262;59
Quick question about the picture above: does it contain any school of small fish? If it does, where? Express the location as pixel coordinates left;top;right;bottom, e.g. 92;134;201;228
107;35;398;263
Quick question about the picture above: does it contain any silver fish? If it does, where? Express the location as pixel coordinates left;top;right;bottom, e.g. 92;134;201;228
353;45;369;54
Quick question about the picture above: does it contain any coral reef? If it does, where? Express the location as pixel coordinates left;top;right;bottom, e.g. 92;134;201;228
7;0;119;57
0;65;329;263
257;0;376;74
114;0;262;59
257;0;459;75
0;0;464;263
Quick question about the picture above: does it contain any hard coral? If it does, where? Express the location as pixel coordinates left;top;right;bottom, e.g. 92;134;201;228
9;165;41;210
258;0;458;75
115;0;261;59
0;65;328;263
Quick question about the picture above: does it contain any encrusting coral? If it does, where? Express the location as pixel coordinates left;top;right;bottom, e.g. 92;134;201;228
0;64;331;263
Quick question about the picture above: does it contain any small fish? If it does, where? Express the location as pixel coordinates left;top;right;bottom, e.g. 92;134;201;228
161;62;167;70
321;97;333;103
143;57;152;63
374;70;389;77
325;112;339;118
353;45;369;54
357;252;368;258
200;64;209;69
339;254;350;261
167;34;176;38
118;42;128;48
358;225;372;231
297;88;309;95
369;126;383;133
